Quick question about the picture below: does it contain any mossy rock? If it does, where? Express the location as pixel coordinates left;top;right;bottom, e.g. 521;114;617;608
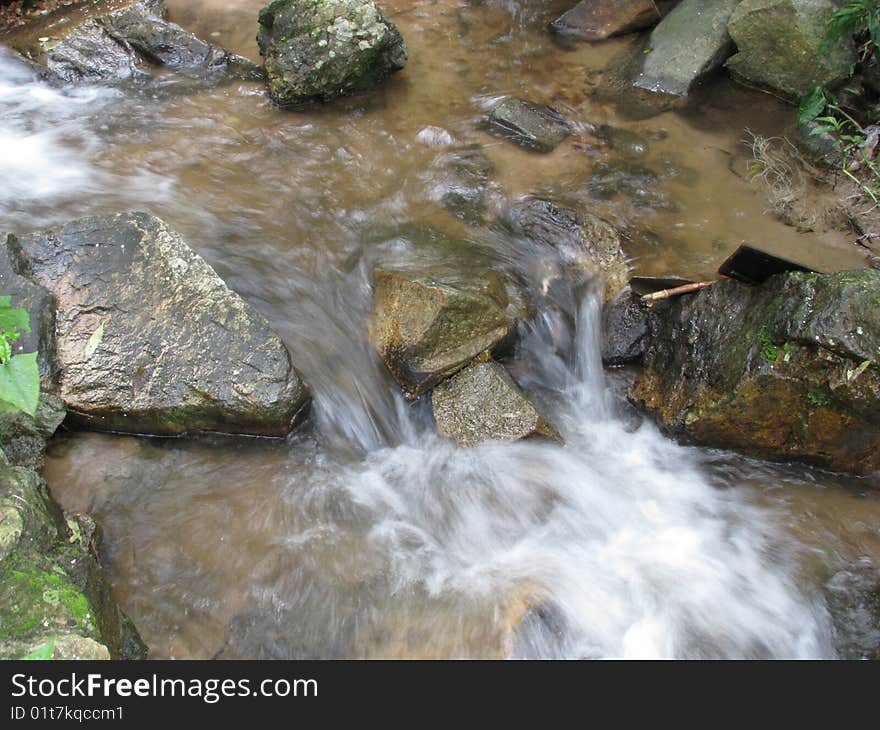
629;270;880;474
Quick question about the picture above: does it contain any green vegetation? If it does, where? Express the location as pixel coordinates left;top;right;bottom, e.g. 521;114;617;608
0;296;39;417
21;637;55;660
806;390;832;408
757;326;780;365
798;1;880;205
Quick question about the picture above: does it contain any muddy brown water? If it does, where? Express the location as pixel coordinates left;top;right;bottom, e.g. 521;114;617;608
3;0;877;657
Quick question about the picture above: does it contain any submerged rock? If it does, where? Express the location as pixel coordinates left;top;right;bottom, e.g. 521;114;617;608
588;158;676;211
505;199;630;302
431;361;561;447
633;0;741;97
726;0;856;99
434;145;494;224
483;98;573;153
368;267;516;397
256;0;407;106
8;212;309;437
599;125;650;159
0;449;146;660
629;270;880;475
0;0;261;85
550;0;671;41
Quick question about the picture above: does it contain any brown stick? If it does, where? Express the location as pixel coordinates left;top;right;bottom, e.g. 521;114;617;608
640;280;717;303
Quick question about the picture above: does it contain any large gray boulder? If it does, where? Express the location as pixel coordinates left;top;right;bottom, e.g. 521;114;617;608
7;212;309;437
505;199;630;302
633;0;742;96
0;0;261;85
550;0;674;41
726;0;856;99
431;361;561;447
256;0;407;105
629;270;880;474
368;267;517;397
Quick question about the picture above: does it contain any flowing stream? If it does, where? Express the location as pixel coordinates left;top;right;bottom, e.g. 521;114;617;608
2;0;879;658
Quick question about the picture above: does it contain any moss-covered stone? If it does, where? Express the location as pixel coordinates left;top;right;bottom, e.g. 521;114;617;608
257;0;407;105
629;270;880;474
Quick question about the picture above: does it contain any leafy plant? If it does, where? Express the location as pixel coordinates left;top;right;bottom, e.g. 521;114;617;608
20;637;56;660
821;0;880;64
0;295;40;417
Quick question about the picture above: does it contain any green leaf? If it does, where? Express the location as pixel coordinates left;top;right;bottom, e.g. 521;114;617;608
0;352;40;416
798;87;827;127
0;297;30;335
21;638;55;660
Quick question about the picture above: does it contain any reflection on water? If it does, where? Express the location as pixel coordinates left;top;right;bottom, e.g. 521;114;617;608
1;0;875;658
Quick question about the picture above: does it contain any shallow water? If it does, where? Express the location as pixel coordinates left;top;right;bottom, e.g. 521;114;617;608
2;0;878;658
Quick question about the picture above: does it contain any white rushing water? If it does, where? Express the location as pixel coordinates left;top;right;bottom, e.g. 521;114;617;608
1;36;843;659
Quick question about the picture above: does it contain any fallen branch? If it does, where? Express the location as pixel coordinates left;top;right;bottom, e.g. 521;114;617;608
640;280;717;303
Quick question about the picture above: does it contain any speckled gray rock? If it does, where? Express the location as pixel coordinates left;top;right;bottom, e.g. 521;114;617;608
368;268;517;397
726;0;856;99
432;361;561;447
0;0;260;85
8;212;309;437
483;98;573;153
256;0;408;105
505;199;630;302
633;0;741;97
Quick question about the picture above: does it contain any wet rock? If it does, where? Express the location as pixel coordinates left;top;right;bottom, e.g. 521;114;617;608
256;0;407;106
0;392;66;471
483;98;573;153
0;451;146;660
8;212;309;437
505;198;630;302
1;235;55;383
0;0;259;85
726;0;856;100
434;145;494;224
599;125;650;159
601;287;647;366
432;361;561;447
588;158;676;211
633;0;741;97
629;270;880;475
368;267;516;397
550;0;671;41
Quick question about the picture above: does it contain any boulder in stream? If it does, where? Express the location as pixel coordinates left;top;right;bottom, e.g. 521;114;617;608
368;267;517;397
629;270;880;475
550;0;672;41
432;361;562;448
633;0;741;97
7;212;310;437
725;0;857;100
601;287;647;366
505;199;630;302
483;98;573;153
0;0;262;85
256;0;408;106
434;145;494;224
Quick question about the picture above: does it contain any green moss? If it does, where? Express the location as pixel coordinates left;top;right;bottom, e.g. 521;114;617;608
757;325;781;365
806;390;832;408
0;566;94;641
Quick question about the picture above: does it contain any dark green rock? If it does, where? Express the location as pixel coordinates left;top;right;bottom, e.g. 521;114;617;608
431;361;562;447
629;269;880;474
599;125;650;159
483;98;573;153
368;267;516;397
726;0;856;100
505;198;630;302
9;212;309;437
256;0;408;106
0;451;146;660
1;235;55;384
633;0;741;97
